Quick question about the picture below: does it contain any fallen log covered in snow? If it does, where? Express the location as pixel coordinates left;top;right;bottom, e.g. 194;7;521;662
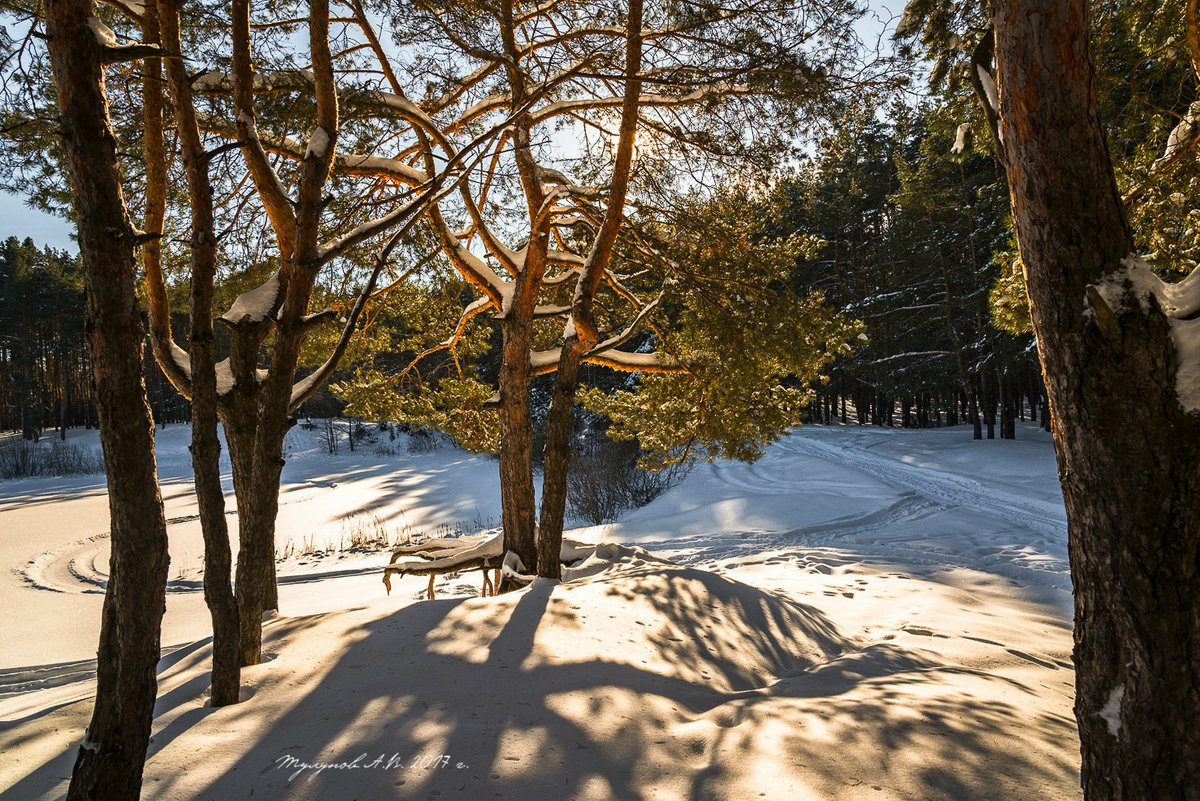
384;533;503;598
383;533;600;598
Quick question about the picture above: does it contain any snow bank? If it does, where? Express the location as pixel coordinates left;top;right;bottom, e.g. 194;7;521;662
1;422;1081;800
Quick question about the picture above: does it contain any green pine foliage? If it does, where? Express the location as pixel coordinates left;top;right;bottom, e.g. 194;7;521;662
346;374;502;454
329;261;499;453
894;0;1200;298
778;102;1035;404
1092;0;1200;274
988;240;1032;336
579;190;864;467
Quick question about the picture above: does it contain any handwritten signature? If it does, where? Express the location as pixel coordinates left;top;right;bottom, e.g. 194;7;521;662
275;753;469;782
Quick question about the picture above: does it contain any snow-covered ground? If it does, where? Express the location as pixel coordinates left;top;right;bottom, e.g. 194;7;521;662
0;421;1081;800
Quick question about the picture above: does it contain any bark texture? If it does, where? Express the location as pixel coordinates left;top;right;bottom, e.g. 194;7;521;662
156;0;241;704
994;1;1200;798
494;0;549;591
537;355;582;579
537;0;644;578
45;2;171;798
498;318;538;587
223;405;285;665
221;0;338;665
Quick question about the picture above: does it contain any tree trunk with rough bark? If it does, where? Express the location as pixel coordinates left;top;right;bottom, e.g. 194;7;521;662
155;0;241;704
498;319;538;590
535;0;643;577
222;406;285;666
995;1;1200;797
45;2;171;798
537;356;582;580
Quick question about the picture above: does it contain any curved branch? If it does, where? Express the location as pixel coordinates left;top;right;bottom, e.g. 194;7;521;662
139;4;191;396
231;0;296;261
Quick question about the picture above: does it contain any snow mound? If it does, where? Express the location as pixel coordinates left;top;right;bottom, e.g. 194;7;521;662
103;556;850;800
532;553;850;693
386;538;845;693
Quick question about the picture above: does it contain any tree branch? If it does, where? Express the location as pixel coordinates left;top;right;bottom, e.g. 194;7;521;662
138;3;191;395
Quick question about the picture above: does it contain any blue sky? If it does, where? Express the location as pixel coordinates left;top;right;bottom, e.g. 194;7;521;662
0;190;74;252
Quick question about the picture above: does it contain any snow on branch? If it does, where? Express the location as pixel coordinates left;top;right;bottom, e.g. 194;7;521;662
581;349;682;372
148;340;195;398
98;0;146;23
196;111;429;186
1152;101;1200;172
219;271;282;326
440;296;497;353
314;191;429;266
515;0;573;25
531;346;680;374
427;214;511;306
545;249;587;269
967;28;1003;152
532;304;572;318
862;351;955;366
975;64;998;115
349;89;456;152
1126;100;1200;205
192;69;315;95
531;291;672;375
1090;256;1200;320
535;166;600;200
87;16;162;63
1089;256;1200;412
215;359;267;398
423;61;502;116
305;127;330;160
337;152;428;184
542;266;583;287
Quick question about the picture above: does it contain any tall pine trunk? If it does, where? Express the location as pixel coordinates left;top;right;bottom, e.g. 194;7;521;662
498;319;537;590
537;354;583;580
223;410;285;665
995;1;1200;797
153;0;242;703
534;0;642;578
45;2;171;798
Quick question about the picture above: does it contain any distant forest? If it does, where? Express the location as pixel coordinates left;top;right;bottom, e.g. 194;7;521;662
0;236;187;436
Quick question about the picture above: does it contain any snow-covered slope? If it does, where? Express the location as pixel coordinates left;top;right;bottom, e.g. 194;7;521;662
0;422;1081;800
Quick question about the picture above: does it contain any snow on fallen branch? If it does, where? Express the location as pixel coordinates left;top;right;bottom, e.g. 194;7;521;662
382;533;603;598
383;533;504;598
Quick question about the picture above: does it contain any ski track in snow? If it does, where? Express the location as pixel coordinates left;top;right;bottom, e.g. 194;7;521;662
659;427;1070;590
779;430;1066;538
13;497;396;596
